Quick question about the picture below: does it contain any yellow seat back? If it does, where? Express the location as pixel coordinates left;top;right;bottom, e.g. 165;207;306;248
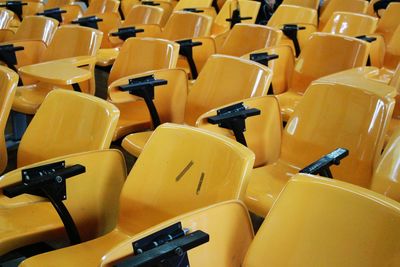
17;90;120;167
86;0;119;15
0;9;13;29
267;4;318;27
243;174;400;266
376;2;400;42
123;5;164;25
322;11;378;36
40;25;103;62
117;123;255;233
161;11;212;40
173;0;212;10
220;24;282;57
96;12;121;48
12;16;59;44
319;0;368;30
290;32;369;93
283;80;395;187
0;67;18;173
184;54;273;125
108;37;179;84
196;96;282;167
383;25;400;71
282;0;319;10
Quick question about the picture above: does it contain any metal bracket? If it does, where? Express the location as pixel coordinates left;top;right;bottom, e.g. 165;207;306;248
119;75;167;128
226;8;252;29
111;27;145;41
3;161;86;245
176;39;202;79
36;8;66;23
299;148;349;178
207;102;260;146
0;1;27;21
281;24;306;57
182;8;204;13
114;222;209;267
72;16;103;29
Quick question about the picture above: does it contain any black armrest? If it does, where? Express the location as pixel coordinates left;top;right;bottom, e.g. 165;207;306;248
299;148;349;178
119;75;167;128
176;39;202;79
356;35;377;43
0;1;27;20
141;1;160;6
111;27;145;41
37;8;66;23
207;102;260;146
226;9;252;28
72;16;103;29
250;52;279;67
0;44;24;84
114;222;209;267
281;24;306;57
182;8;204;13
3;161;86;245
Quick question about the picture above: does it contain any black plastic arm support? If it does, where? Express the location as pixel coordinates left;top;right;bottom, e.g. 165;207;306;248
374;0;400;17
3;161;86;245
212;0;219;12
249;52;279;95
0;44;24;85
111;27;145;41
119;75;167;128
356;35;377;43
176;39;202;79
0;1;27;21
71;16;103;29
226;9;252;28
37;8;66;23
114;231;209;267
207;102;260;146
281;24;306;57
182;8;204;13
141;1;160;6
299;148;349;178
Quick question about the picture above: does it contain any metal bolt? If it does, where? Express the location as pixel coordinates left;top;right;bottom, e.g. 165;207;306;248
55;176;63;183
175;247;184;257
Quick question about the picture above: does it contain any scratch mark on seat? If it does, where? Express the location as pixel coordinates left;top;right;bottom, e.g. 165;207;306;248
175;160;194;181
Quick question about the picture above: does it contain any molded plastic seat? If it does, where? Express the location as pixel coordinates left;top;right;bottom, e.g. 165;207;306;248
319;0;369;30
245;80;396;216
11;123;255;264
322;11;378;36
0;66;18;174
375;2;400;43
16;90;119;168
196;96;282;168
121;54;273;156
23;200;253;267
0;149;127;255
0;9;13;41
276;32;369;121
243;174;400;266
85;0;119;15
382;24;400;72
173;0;212;11
123;4;164;25
12;25;103;115
282;0;319;10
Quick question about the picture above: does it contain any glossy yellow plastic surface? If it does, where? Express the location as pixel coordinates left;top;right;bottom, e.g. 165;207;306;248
19;124;255;266
0;9;12;29
173;0;212;10
85;0;119;15
17;90;119;167
160;11;212;40
319;0;368;30
110;69;187;140
371;127;400;202
245;81;395;216
243;174;400;266
22;201;253;267
213;0;260;35
322;11;378;36
196;96;282;168
0;149;127;255
383;24;400;72
121;55;273;156
0;67;18;174
12;25;103;114
219;24;282;57
11;16;59;44
123;5;164;25
96;12;121;48
282;0;319;10
375;2;400;43
277;32;369;121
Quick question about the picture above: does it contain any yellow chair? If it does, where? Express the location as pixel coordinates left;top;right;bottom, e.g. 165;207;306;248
382;24;400;72
282;0;319;10
12;25;103;115
371;127;400;202
375;2;400;43
14;123;254;265
196;96;282;168
173;0;212;11
24;200;253;267
0;9;13;41
276;32;369;121
319;0;369;30
0;149;127;255
267;4;318;56
122;4;164;25
120;0;173;25
0;66;18;174
16;90;119;167
85;0;120;15
243;174;400;266
121;54;273;156
245;79;396;216
322;11;378;36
